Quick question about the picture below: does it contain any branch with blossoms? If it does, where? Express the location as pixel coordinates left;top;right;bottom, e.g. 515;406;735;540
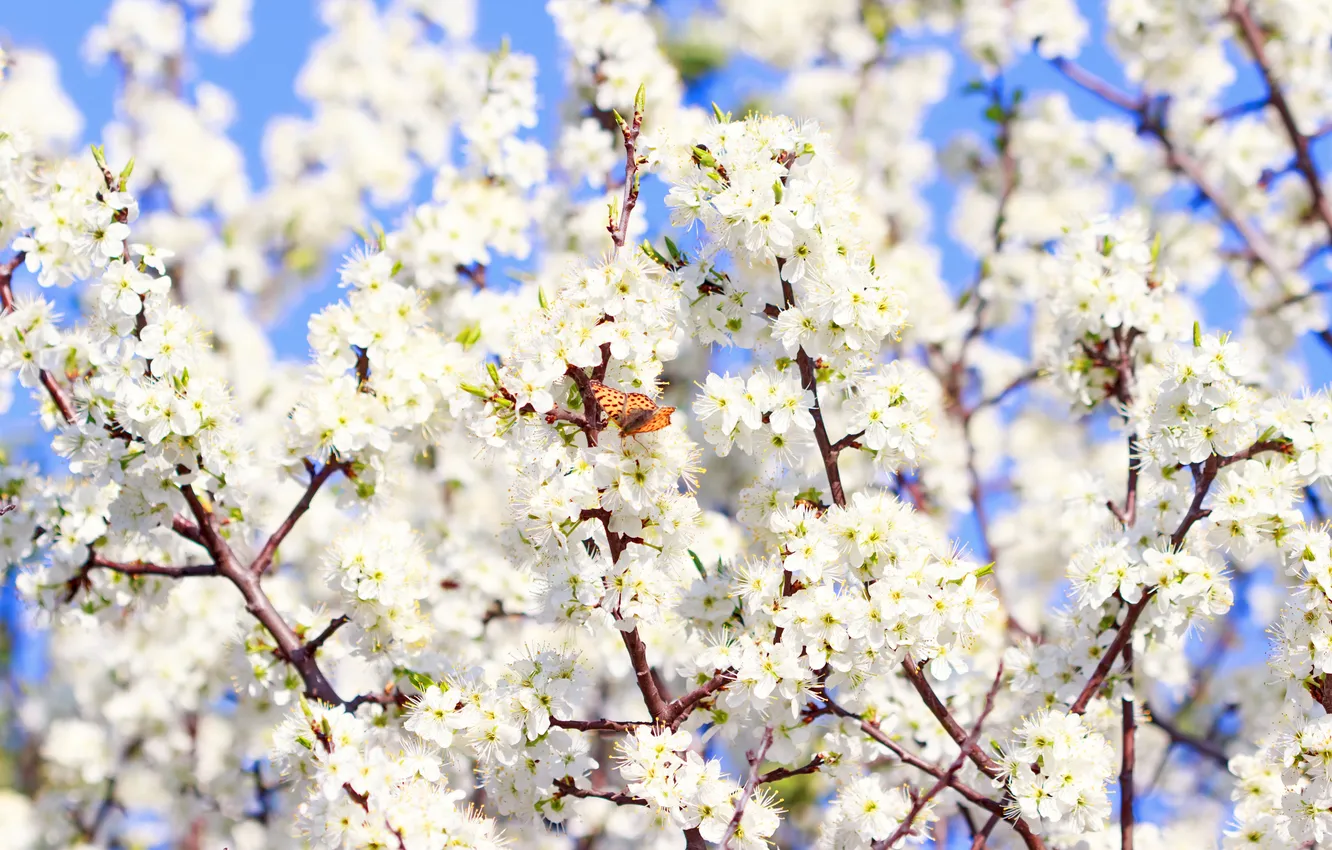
16;3;1332;849
2;153;371;714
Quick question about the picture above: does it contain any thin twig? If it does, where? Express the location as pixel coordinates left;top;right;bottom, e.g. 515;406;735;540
1143;703;1229;766
876;665;1004;849
1120;646;1136;850
971;812;1002;849
251;461;348;577
721;726;774;850
549;717;651;734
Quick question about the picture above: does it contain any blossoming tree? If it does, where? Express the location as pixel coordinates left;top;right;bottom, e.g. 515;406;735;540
4;0;1332;848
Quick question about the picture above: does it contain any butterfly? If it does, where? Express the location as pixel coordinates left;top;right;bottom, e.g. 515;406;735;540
588;381;676;436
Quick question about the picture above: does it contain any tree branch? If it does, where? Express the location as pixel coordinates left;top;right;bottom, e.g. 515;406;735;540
251;460;348;577
1229;0;1332;245
87;553;218;578
900;656;1004;780
1144;702;1229;766
554;778;646;808
721;726;774;850
1120;647;1136;850
876;664;1004;849
757;755;825;785
549;717;651;734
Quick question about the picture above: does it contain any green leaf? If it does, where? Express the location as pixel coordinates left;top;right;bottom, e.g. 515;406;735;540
641;240;670;267
487;362;501;386
405;670;435;691
663;235;683;262
1193;321;1202;347
634;82;647;116
689;550;708;579
118;157;135;189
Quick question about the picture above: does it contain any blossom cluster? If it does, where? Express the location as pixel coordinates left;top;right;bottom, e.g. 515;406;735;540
11;1;1332;850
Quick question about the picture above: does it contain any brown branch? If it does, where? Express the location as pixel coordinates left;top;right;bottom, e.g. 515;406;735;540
757;755;825;785
1050;59;1288;277
664;669;736;729
1120;647;1136;850
721;726;774;850
830;430;866;455
608;90;645;251
619;628;671;721
777;265;846;508
171;515;207;547
554;778;647;808
1048;57;1144;112
301;614;350;656
1;251;79;424
0;252;23;308
345;684;409;714
1071;450;1231;714
1230;0;1332;245
1069;596;1149;716
252;460;348;577
549;717;651;734
900;656;1004;780
876;664;1004;849
87;553;217;578
823;697;1045;850
180;484;346;706
566;364;604;446
965;370;1042;421
971;812;1002;849
1144;703;1229;766
546;406;591;431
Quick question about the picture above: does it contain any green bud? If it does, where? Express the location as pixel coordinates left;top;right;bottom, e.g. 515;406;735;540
641;240;670;267
455;325;482;348
460;383;490;399
692;146;717;169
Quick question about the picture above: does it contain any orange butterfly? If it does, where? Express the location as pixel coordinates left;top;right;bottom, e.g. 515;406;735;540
588;381;676;436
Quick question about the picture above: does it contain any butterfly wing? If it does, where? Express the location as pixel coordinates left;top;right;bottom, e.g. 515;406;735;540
618;393;659;433
625;406;675;435
589;381;628;425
